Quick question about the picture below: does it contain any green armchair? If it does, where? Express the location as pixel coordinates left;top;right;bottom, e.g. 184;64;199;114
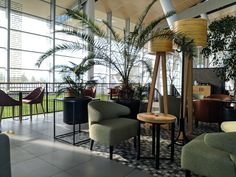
181;132;236;177
88;100;138;159
0;134;11;177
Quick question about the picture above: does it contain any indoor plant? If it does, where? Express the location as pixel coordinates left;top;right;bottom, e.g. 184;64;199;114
203;15;236;97
36;0;175;100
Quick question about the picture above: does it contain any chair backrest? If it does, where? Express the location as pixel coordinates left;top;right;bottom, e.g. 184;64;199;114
193;98;225;123
84;86;96;98
0;90;20;106
0;134;11;177
23;87;44;104
207;94;232;101
23;87;42;100
88;100;130;125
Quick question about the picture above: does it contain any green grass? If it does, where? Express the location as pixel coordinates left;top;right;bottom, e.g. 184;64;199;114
1;93;109;119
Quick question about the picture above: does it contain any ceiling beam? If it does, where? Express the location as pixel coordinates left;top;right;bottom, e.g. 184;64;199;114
177;0;236;20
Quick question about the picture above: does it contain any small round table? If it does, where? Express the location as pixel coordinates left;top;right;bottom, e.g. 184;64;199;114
137;112;176;169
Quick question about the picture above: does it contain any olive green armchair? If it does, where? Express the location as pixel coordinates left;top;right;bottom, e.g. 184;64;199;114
0;134;11;177
88;100;138;159
181;132;236;177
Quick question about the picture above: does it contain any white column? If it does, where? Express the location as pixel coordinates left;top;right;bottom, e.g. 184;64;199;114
107;11;112;85
83;0;95;80
125;18;130;37
159;0;177;29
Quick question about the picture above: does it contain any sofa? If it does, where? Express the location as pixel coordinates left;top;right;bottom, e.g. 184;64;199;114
181;132;236;177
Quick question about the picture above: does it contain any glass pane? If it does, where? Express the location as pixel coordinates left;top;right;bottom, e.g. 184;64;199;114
10;50;52;70
11;11;51;36
0;28;7;47
10;69;52;82
10;30;52;52
0;48;7;68
0;4;7;27
55;55;82;67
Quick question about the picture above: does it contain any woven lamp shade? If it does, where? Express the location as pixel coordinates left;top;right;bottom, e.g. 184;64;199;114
148;38;173;54
174;18;207;47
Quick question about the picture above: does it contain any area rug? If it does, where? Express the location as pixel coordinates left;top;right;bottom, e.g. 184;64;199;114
61;123;219;177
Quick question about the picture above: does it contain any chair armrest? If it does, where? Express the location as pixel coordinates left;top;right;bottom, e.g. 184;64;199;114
204;132;236;155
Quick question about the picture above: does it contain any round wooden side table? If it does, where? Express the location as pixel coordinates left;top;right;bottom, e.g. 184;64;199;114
137;112;176;169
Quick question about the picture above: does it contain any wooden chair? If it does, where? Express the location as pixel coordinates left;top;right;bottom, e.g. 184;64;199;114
0;89;22;123
22;87;45;120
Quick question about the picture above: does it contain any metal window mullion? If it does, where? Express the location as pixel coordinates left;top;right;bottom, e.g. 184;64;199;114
6;0;11;89
51;0;55;90
107;11;112;87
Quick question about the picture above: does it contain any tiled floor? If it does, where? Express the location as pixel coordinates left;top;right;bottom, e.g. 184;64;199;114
1;113;153;177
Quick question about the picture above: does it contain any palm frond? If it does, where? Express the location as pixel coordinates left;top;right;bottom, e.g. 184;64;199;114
66;9;106;37
36;42;84;67
102;20;122;42
136;11;176;46
133;0;157;36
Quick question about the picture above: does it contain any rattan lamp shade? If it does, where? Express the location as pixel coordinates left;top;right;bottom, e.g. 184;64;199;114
148;38;173;54
174;18;207;47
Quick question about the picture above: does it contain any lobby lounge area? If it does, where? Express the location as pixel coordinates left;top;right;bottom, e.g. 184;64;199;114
1;0;236;177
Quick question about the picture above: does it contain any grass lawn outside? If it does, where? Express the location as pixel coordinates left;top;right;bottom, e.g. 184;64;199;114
1;93;109;119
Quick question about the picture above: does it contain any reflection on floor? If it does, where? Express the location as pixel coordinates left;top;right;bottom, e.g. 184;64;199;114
1;112;218;177
1;113;153;177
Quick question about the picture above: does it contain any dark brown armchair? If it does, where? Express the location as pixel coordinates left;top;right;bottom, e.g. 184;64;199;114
22;87;45;120
84;86;96;98
206;94;232;101
193;99;225;128
0;90;22;123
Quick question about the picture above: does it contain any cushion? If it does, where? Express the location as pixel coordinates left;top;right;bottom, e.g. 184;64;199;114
204;132;236;155
221;121;236;132
193;93;204;100
89;118;138;145
181;133;236;177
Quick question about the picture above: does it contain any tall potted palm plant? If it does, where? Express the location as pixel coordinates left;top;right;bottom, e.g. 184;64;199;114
36;0;175;100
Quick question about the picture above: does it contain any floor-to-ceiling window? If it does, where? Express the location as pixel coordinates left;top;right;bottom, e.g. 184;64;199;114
9;0;52;82
0;0;7;82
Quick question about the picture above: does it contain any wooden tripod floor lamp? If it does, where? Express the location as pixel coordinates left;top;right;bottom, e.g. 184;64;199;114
147;38;173;113
173;18;207;143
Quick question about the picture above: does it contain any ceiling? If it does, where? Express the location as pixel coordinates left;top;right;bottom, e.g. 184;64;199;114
95;0;202;25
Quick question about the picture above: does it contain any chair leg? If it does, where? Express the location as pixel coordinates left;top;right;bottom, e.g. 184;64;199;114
30;104;33;121
90;139;94;151
35;104;38;115
109;146;113;160
195;120;198;128
185;170;191;177
133;136;137;149
0;106;4;124
41;103;45;117
12;106;15;120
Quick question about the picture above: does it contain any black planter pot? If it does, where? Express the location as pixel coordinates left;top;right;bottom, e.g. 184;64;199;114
63;97;92;125
223;106;236;121
115;99;140;119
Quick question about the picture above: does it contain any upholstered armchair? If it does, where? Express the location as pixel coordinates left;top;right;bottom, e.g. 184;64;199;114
193;99;225;128
0;134;11;177
88;100;138;159
206;94;232;101
181;132;236;177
